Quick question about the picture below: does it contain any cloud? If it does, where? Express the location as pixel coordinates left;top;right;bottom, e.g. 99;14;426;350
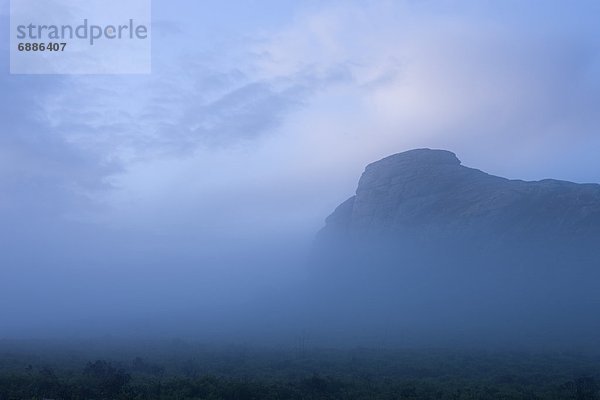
0;23;119;224
2;0;600;336
245;1;600;182
3;0;600;246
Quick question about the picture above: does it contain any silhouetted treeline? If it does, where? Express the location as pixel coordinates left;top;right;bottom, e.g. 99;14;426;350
1;347;600;399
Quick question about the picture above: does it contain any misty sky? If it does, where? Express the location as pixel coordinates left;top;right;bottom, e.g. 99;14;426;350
1;1;600;336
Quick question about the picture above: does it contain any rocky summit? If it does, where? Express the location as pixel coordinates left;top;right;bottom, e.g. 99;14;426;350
321;148;600;242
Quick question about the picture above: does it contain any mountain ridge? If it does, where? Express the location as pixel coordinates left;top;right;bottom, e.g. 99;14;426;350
321;148;600;240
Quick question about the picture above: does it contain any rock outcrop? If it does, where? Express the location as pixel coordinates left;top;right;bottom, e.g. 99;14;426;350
310;149;600;347
321;149;600;242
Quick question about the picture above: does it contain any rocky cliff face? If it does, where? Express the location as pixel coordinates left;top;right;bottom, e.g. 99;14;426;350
309;149;600;347
321;148;600;242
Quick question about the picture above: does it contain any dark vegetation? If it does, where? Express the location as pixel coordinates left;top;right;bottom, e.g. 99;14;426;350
1;341;600;399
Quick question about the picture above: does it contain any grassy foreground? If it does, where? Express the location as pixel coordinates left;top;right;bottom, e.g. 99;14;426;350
0;343;599;399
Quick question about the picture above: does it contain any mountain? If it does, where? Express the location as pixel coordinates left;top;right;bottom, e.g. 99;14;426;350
320;148;600;243
308;149;600;347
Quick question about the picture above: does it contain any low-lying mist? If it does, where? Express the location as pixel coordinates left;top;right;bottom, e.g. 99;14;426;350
3;219;600;353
